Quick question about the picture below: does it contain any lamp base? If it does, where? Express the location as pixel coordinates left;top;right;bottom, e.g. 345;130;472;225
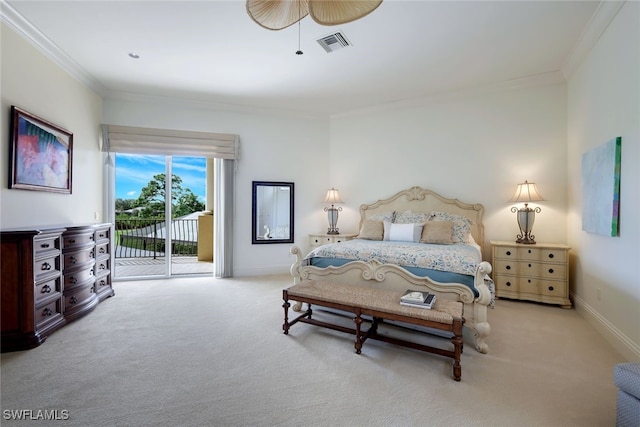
326;228;339;235
516;236;536;244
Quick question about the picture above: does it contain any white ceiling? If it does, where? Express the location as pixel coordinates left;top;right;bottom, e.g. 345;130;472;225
4;0;602;117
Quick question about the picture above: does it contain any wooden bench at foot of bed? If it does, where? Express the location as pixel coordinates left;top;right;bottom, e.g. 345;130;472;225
282;280;465;381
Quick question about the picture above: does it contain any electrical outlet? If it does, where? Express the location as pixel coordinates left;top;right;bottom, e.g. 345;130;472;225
596;288;601;301
94;212;100;221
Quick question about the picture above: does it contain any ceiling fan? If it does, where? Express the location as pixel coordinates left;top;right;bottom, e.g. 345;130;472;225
246;0;383;30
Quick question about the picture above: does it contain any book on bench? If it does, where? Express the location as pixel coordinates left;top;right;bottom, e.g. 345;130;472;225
400;289;436;309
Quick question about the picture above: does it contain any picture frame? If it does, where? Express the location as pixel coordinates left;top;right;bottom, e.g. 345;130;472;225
9;106;73;194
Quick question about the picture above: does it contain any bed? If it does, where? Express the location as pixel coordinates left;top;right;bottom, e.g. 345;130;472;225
290;186;493;353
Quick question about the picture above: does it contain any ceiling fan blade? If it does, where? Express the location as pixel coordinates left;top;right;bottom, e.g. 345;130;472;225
247;0;310;30
308;0;383;26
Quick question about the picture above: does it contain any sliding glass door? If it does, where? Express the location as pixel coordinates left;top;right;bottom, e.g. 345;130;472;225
113;154;213;279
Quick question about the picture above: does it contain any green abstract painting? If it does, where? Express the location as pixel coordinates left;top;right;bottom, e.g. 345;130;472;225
581;137;622;236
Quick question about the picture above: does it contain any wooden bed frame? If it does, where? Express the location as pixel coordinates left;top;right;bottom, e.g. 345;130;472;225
290;186;493;353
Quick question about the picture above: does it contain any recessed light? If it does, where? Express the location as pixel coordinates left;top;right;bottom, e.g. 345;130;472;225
128;53;140;59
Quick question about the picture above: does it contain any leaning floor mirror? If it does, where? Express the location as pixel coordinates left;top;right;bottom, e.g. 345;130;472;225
252;181;294;244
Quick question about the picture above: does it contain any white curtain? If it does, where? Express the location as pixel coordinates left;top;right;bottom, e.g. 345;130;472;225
102;124;238;158
214;158;235;278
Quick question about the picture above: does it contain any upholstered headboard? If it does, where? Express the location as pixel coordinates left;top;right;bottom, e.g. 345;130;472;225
359;186;486;259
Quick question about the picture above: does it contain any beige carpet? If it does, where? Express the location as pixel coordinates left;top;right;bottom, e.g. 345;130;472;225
0;274;623;426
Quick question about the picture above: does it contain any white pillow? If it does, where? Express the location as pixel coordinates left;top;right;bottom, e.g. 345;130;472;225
383;221;423;242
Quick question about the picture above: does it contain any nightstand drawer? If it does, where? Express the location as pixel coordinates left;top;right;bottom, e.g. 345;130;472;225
519;261;567;279
493;259;566;279
517;247;567;263
309;233;357;248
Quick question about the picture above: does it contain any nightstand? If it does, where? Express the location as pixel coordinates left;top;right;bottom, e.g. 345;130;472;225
491;241;571;308
309;233;357;248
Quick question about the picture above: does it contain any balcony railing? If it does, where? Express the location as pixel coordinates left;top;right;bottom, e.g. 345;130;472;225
115;218;199;259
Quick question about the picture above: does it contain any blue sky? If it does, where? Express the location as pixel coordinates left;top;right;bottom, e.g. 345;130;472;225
115;154;206;201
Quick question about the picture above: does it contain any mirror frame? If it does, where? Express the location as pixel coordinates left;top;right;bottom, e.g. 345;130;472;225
252;181;294;244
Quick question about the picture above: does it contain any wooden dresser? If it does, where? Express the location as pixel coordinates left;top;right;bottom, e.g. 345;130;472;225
1;223;114;352
491;241;571;308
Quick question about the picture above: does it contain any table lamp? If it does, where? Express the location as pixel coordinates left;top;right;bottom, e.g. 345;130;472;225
323;188;343;235
509;180;544;244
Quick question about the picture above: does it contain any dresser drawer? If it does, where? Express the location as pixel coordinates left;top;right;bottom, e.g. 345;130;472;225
95;242;109;258
64;284;95;309
64;248;94;267
35;277;62;304
35;299;63;329
95;258;110;275
34;235;61;255
34;255;62;281
94;227;111;242
63;232;94;249
64;266;95;287
95;274;111;292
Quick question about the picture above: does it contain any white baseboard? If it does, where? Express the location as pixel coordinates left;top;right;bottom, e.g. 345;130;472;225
234;265;292;278
572;292;640;363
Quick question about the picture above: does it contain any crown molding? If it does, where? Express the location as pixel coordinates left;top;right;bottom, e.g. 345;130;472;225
331;70;566;119
103;90;329;121
561;0;626;79
1;0;108;95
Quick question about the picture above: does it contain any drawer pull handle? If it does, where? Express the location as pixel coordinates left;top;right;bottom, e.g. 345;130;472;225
69;276;77;284
548;253;554;259
506;281;512;287
528;249;532;254
69;256;77;264
528;279;531;283
528;264;532;268
40;243;50;249
506;251;511;256
42;308;53;317
548;268;554;274
99;264;106;270
506;265;511;270
69;296;78;304
68;239;76;244
41;262;52;271
90;286;95;293
99;247;106;254
41;285;52;294
99;279;106;287
548;286;554;291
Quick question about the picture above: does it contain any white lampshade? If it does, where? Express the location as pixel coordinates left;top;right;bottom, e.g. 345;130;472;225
509;180;545;203
323;188;343;204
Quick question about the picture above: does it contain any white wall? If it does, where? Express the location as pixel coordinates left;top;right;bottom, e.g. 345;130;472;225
567;1;640;362
0;24;104;229
102;99;330;276
329;83;569;256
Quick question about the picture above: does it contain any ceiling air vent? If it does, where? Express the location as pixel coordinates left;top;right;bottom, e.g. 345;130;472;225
316;31;351;53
